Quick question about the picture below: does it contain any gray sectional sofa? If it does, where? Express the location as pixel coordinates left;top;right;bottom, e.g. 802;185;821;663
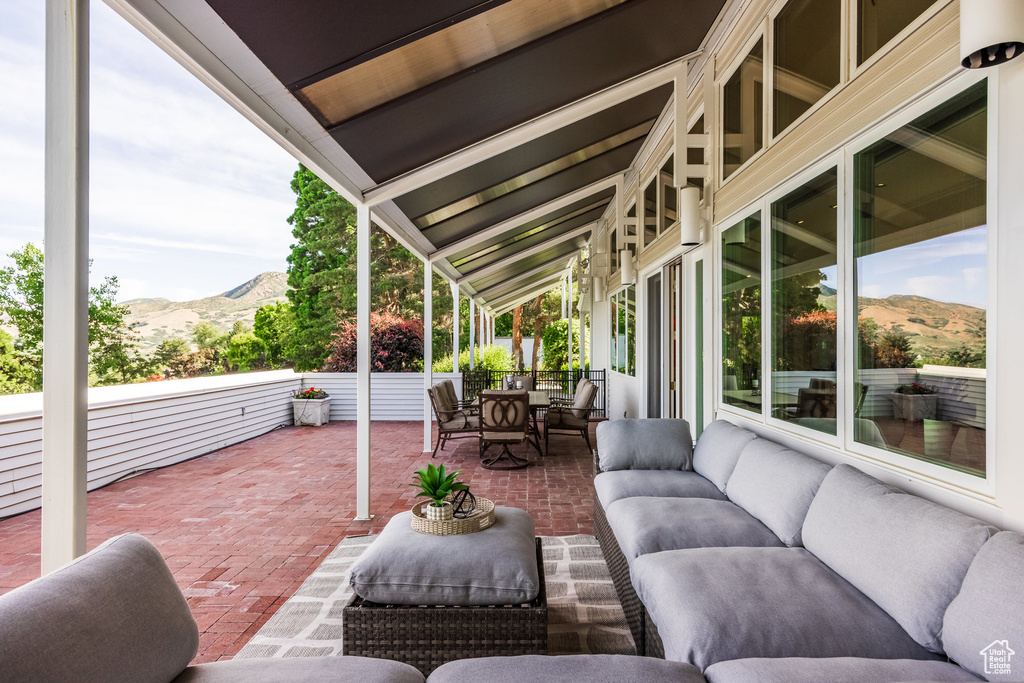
593;417;1024;682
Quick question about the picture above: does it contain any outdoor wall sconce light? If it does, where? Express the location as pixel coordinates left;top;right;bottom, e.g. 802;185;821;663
593;276;607;302
619;250;635;283
679;185;702;247
961;0;1024;68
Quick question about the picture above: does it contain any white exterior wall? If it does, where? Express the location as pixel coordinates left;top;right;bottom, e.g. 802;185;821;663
0;371;463;517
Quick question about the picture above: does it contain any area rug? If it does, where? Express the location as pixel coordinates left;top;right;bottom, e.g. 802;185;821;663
234;534;635;660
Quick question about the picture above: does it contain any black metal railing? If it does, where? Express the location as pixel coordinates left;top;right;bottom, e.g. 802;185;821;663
461;369;606;418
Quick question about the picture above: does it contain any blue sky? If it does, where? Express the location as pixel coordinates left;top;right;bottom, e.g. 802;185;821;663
0;1;299;302
858;226;987;309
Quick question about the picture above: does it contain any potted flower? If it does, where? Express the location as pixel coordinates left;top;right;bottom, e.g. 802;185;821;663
293;386;331;426
411;463;469;521
891;382;938;422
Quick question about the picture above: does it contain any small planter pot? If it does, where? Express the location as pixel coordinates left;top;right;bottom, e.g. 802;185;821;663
424;502;454;521
293;397;331;427
890;393;938;422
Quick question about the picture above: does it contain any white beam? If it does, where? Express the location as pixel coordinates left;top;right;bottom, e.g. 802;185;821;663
473;256;573;299
355;202;372;521
429;175;618;263
41;0;90;575
578;252;585;372
363;57;698;206
469;297;476;369
423;257;433;453
450;281;460;373
456;223;595;285
567;272;574;368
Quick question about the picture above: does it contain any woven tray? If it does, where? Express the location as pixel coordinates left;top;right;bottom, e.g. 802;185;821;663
411;498;495;535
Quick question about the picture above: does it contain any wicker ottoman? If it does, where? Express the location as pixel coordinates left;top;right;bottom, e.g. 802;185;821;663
343;509;547;674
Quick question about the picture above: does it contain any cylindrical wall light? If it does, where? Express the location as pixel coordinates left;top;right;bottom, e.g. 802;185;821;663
679;185;702;247
593;276;607;302
619;250;634;283
961;0;1024;68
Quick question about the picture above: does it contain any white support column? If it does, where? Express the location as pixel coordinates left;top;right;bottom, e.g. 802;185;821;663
41;0;90;575
578;258;585;371
469;298;476;369
567;273;574;369
450;282;460;374
423;257;433;453
355;203;372;521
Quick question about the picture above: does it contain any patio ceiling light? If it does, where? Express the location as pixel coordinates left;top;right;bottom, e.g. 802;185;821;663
961;0;1024;68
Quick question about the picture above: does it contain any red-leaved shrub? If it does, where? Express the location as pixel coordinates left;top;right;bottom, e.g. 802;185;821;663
324;313;424;372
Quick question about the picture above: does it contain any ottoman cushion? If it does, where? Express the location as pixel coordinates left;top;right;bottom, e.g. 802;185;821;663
349;507;540;606
173;657;425;683
427;655;706;683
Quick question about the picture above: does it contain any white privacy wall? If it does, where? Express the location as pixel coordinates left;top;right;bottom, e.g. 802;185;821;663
0;371;462;517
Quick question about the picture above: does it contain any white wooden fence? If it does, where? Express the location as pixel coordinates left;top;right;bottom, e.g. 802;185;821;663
0;371;462;518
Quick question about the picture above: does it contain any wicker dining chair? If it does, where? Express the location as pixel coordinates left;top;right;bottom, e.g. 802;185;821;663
427;382;478;458
544;379;598;455
478;390;538;470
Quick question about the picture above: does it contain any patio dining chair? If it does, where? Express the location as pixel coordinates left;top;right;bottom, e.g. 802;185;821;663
478;390;538;470
505;374;535;391
427;382;478;458
544;378;598;455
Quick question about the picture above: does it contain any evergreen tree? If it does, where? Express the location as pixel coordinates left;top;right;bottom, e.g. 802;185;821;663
0;330;34;394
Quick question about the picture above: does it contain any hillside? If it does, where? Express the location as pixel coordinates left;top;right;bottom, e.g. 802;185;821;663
124;272;288;351
818;291;985;358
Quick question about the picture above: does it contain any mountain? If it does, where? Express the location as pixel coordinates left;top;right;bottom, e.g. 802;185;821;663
123;272;288;351
818;291;985;358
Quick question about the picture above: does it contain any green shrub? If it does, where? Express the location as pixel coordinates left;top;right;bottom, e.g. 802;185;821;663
432;344;514;373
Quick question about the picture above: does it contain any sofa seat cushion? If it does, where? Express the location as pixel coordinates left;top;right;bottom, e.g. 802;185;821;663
427;655;706;683
349;507;540;606
704;657;981;683
726;438;831;546
595;419;694;471
0;533;198;683
802;465;996;653
943;531;1024;681
594;470;726;508
173;657;425;683
632;547;934;670
692;420;757;492
606;497;783;564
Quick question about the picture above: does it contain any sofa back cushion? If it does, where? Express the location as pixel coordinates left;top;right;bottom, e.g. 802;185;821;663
942;531;1024;681
595;419;693;471
692;419;757;492
726;438;832;546
0;533;198;683
802;465;996;653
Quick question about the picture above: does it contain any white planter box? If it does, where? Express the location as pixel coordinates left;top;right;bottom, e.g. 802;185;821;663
293;397;331;426
890;393;938;422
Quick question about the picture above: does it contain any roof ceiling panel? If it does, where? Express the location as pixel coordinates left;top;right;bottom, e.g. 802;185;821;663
464;235;590;287
393;85;671;219
470;258;571;295
326;0;726;181
423;140;641;249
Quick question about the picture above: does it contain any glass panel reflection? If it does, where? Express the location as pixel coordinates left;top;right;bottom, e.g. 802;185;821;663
723;39;764;179
722;212;762;413
858;0;935;65
774;0;841;135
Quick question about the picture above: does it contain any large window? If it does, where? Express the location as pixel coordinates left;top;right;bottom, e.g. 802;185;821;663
643;177;658;247
661;156;676;234
854;81;987;476
771;169;839;435
610;286;635;376
722;212;762;413
858;0;935;65
773;0;840;136
723;39;764;179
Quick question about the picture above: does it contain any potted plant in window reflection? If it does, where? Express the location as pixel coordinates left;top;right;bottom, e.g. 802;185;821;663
411;463;468;521
891;382;938;422
292;386;331;427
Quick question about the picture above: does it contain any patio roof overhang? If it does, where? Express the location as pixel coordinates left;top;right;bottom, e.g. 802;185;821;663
107;0;728;310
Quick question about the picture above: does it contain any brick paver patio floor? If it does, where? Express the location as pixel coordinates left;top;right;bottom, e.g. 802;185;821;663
0;420;597;662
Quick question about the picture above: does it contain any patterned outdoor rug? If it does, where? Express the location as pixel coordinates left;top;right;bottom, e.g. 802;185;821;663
235;534;635;660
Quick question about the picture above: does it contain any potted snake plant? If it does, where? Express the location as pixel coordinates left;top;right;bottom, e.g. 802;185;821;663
411;463;468;521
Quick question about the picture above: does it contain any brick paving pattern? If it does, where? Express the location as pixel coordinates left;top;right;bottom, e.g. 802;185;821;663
0;421;597;662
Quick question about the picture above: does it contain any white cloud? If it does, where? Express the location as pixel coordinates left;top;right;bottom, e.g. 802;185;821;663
860;284;884;298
